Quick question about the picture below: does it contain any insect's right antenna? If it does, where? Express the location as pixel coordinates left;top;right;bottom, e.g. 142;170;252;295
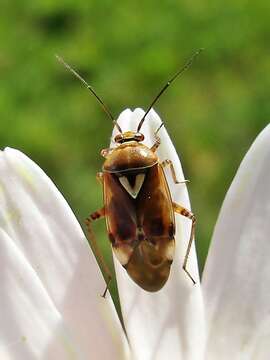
137;48;204;132
55;55;123;133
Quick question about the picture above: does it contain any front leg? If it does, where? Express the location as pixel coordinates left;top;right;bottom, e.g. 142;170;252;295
96;172;104;185
150;135;161;152
100;148;113;158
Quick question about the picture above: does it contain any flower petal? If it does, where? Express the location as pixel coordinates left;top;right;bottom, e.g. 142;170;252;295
202;124;270;359
0;229;81;359
0;149;129;359
111;109;205;360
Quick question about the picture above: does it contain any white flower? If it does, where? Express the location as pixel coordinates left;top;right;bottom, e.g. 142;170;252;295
0;148;129;359
0;109;269;359
202;122;270;360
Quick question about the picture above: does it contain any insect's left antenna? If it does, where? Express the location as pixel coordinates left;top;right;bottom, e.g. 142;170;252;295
137;48;203;132
55;55;123;133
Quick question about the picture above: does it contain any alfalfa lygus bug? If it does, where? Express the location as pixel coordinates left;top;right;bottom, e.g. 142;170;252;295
56;50;202;296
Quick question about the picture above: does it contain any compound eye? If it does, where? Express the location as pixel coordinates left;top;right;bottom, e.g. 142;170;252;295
114;134;124;143
134;133;144;141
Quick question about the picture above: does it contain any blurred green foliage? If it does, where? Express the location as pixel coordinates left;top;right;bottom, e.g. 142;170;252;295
1;0;270;301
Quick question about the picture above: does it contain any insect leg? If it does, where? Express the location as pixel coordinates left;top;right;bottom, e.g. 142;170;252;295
173;202;196;285
161;159;189;184
150;122;165;152
150;135;161;152
96;172;104;184
85;207;112;297
100;148;113;158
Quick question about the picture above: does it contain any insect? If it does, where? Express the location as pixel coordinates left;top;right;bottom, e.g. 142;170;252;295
56;50;202;295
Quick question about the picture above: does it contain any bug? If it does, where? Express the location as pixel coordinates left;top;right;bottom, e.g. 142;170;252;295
56;50;202;295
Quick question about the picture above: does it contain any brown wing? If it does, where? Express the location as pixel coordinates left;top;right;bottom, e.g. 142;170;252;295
103;164;175;291
137;164;175;242
103;172;137;266
127;164;175;291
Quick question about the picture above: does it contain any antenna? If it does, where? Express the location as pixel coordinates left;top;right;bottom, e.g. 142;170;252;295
55;55;122;133
137;48;204;132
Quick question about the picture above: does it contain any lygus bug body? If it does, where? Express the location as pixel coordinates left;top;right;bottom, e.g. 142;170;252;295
56;51;201;294
102;129;175;292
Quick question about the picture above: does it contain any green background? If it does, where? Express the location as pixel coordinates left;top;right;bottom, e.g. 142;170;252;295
1;1;269;301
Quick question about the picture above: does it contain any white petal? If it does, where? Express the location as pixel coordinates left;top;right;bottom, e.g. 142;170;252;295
111;109;205;360
0;229;81;359
0;149;129;359
202;124;270;359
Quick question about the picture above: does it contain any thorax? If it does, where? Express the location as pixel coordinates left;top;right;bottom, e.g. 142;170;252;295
103;141;158;174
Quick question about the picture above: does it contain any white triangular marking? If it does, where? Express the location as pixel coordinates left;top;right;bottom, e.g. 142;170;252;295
119;173;145;199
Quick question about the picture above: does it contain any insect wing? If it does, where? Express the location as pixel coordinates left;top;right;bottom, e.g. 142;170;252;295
103;172;137;266
137;164;175;244
126;164;176;291
104;164;176;291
